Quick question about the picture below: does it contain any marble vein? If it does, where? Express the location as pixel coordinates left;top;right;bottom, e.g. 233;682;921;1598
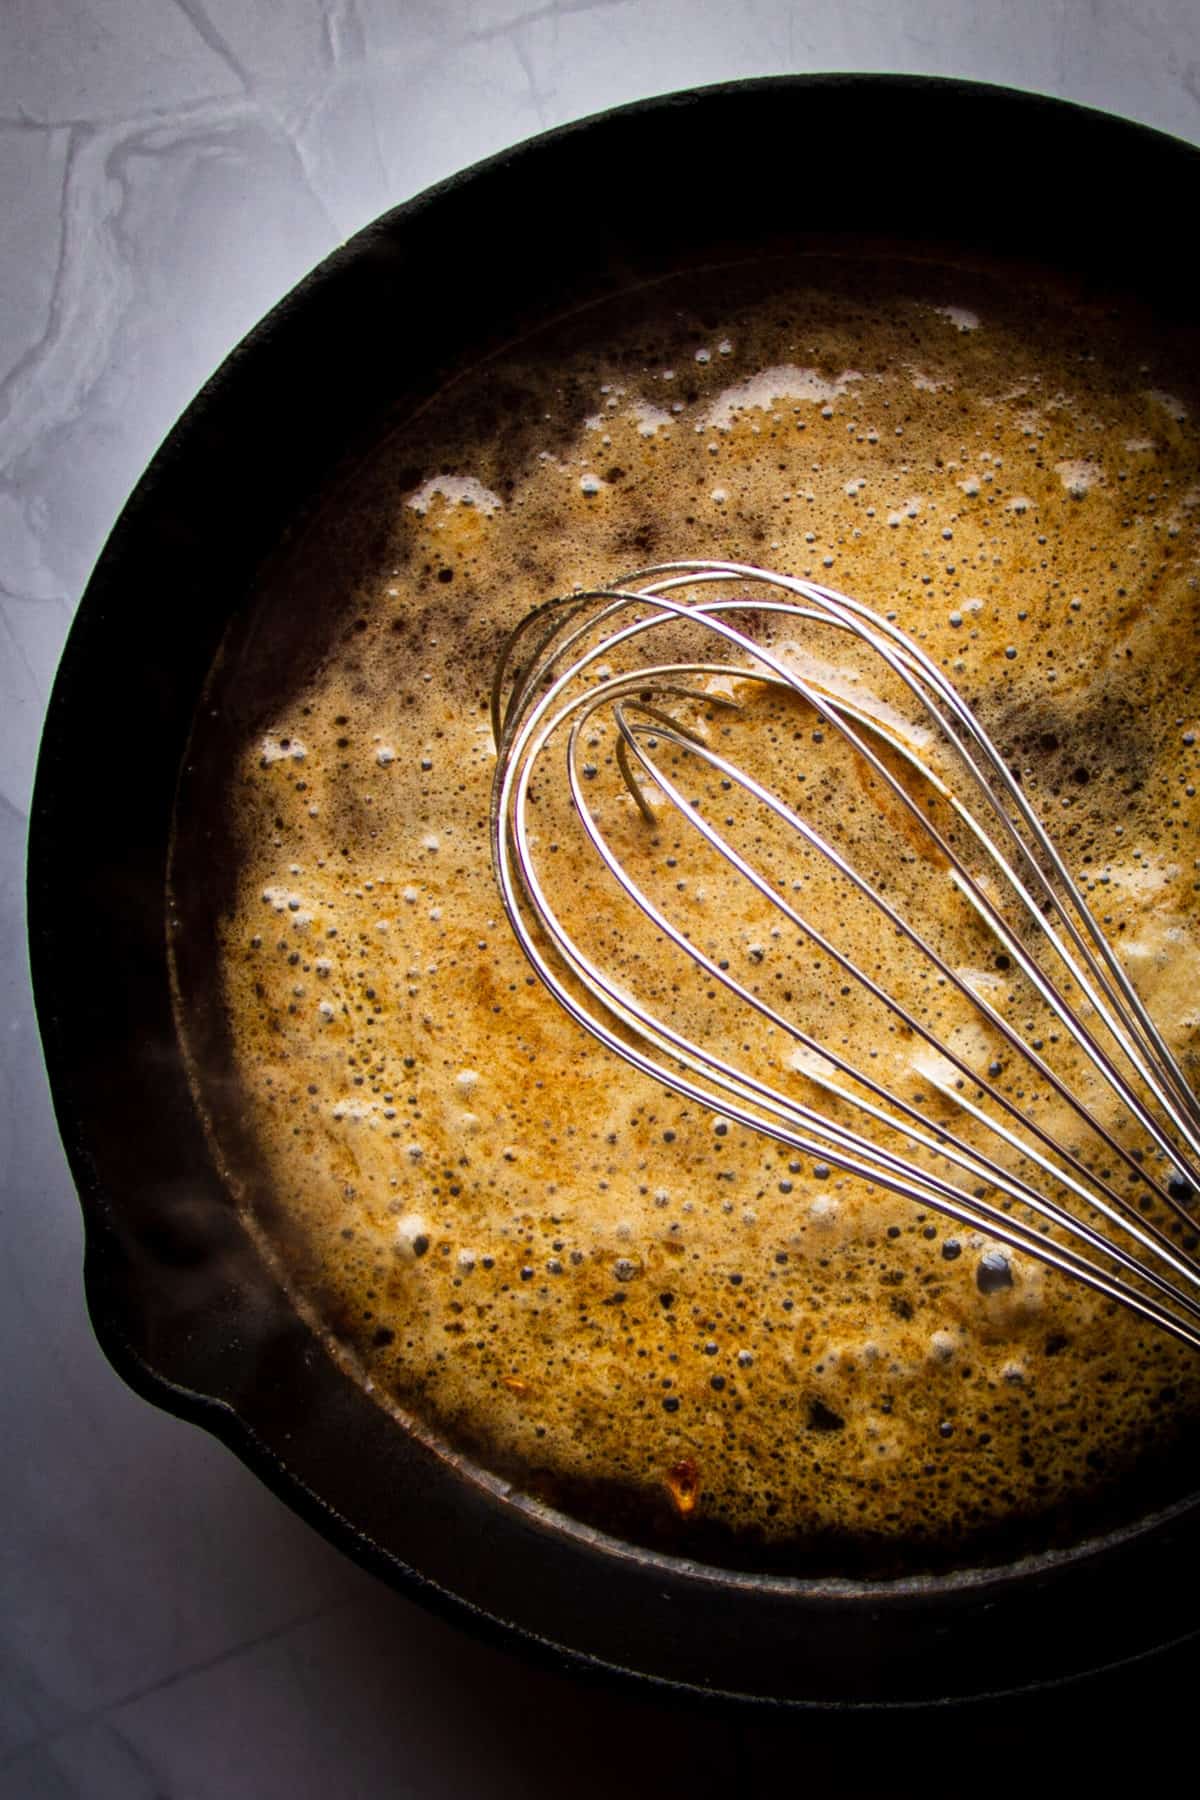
466;0;635;43
0;93;342;489
322;0;390;200
509;29;553;129
0;604;36;691
0;116;165;481
0;782;25;833
0;1601;341;1776
320;0;367;71
0;581;70;608
170;0;255;96
108;1600;342;1719
0;124;83;452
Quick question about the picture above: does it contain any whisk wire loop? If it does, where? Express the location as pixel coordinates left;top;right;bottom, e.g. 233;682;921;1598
491;562;1200;1349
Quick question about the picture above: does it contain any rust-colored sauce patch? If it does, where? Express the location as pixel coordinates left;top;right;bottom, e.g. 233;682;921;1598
665;1457;701;1517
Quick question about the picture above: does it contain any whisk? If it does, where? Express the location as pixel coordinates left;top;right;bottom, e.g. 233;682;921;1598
490;559;1200;1349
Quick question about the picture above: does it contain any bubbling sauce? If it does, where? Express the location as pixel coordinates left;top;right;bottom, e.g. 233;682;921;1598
175;253;1200;1572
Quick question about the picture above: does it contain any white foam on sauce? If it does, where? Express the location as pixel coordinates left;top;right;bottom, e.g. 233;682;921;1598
628;401;674;438
886;495;924;526
908;1044;961;1091
261;885;303;913
405;475;503;516
1148;390;1188;425
933;305;980;332
704;365;861;430
260;735;307;764
766;642;934;749
395;1213;431;1256
1056;459;1101;497
785;1042;843;1084
331;1098;377;1122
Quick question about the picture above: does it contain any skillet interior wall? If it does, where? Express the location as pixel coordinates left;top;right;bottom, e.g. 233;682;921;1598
171;243;1200;1578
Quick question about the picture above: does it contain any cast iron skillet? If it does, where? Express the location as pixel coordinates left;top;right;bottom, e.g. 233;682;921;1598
28;75;1200;1708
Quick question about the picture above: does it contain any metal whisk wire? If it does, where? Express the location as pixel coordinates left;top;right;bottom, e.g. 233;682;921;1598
490;560;1200;1349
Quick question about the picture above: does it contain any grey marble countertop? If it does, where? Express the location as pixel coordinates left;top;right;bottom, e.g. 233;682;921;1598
4;5;1200;1795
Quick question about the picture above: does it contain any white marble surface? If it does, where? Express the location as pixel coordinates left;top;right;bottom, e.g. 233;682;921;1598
4;4;1200;1794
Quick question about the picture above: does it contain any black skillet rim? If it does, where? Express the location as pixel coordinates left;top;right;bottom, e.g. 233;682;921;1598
27;73;1200;1708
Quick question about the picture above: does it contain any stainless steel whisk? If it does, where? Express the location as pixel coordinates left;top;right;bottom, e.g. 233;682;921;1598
490;560;1200;1348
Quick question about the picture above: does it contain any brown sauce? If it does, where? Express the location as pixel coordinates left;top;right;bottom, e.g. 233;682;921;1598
172;251;1200;1573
